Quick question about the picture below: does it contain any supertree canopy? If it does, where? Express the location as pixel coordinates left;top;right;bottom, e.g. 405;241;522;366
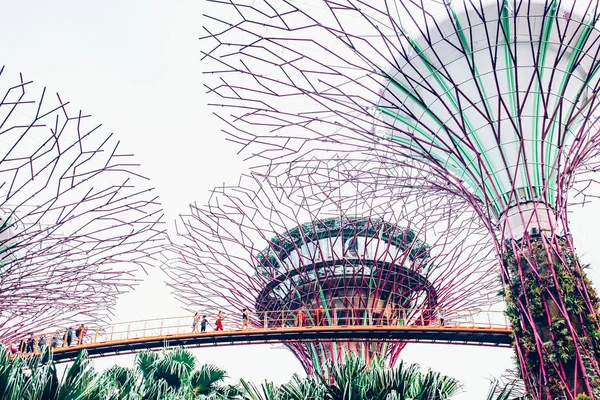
0;68;165;343
200;0;600;397
167;170;498;375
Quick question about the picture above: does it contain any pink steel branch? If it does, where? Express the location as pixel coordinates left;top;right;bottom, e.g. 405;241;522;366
0;68;166;343
166;170;500;373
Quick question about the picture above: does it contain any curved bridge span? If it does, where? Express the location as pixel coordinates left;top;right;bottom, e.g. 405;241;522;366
52;326;512;363
14;309;513;363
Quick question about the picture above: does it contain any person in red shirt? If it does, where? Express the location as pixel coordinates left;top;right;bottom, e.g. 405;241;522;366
314;305;324;326
215;311;225;331
75;324;86;345
296;308;306;327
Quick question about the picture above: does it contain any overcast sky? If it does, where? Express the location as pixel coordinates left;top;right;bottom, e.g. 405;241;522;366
3;1;600;398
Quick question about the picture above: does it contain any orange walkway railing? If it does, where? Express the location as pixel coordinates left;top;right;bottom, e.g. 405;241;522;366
8;307;511;357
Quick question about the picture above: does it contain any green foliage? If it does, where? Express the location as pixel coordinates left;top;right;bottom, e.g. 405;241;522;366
132;348;234;400
0;347;238;400
0;347;533;400
500;237;600;398
240;354;461;400
0;348;101;400
484;379;529;400
190;364;227;396
99;365;138;400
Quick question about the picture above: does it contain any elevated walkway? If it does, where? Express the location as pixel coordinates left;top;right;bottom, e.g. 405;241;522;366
11;308;513;363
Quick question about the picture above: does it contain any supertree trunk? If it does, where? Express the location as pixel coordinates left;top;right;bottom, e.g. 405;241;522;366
502;234;600;398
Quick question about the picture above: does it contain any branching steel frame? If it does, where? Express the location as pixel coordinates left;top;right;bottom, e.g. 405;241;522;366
200;0;600;397
0;67;165;343
167;171;499;375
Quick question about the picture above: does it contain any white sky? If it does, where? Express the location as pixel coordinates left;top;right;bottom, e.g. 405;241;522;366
2;1;600;398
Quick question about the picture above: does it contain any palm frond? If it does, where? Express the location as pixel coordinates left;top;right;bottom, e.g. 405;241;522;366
191;364;227;395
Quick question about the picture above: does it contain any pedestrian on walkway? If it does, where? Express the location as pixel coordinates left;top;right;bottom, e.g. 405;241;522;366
314;305;324;326
192;312;200;333
38;335;47;351
296;308;306;327
241;309;249;330
201;315;209;332
51;331;61;348
438;308;445;327
215;311;224;331
75;324;87;345
75;325;83;344
25;334;35;353
66;327;73;346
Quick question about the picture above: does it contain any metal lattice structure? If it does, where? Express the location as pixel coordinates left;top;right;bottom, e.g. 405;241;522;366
200;0;600;397
0;68;165;343
167;170;499;375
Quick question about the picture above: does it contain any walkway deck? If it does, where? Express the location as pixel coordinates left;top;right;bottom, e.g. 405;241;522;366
11;308;513;363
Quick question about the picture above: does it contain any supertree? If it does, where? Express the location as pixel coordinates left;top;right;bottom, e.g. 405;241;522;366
167;167;499;376
0;67;165;343
200;0;600;397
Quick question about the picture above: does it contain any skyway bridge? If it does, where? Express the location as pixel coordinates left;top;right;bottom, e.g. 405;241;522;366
11;308;513;363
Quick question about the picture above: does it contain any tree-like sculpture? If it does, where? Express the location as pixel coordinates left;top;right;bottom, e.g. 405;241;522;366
0;68;165;343
201;0;600;397
167;169;498;375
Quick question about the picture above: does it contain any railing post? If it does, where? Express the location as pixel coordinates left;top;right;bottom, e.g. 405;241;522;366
127;324;131;339
264;313;268;329
143;322;147;338
160;321;164;336
94;328;99;344
110;326;114;342
281;310;285;328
